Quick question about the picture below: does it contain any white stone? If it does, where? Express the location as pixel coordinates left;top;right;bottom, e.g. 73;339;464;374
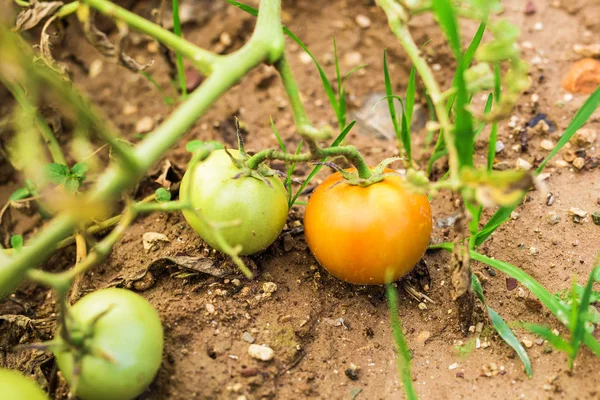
248;344;274;361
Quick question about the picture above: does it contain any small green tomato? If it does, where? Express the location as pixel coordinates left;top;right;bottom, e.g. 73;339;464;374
0;369;48;400
54;288;163;400
180;149;288;255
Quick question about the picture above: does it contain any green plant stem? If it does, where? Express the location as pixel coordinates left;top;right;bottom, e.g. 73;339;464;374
377;0;459;183
0;0;284;297
171;0;188;98
275;56;329;139
85;0;220;75
27;207;136;292
57;1;80;18
4;80;67;165
246;145;373;179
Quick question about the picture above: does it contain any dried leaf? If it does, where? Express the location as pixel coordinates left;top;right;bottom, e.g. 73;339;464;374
78;8;152;73
15;0;64;32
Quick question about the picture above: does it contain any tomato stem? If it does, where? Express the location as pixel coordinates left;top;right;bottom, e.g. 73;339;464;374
246;143;373;180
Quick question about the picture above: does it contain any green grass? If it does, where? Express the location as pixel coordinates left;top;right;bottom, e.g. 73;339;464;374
386;284;418;400
171;0;187;99
225;0;364;130
426;20;486;174
383;50;414;164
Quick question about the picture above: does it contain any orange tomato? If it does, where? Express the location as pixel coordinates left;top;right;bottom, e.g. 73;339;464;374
304;169;432;285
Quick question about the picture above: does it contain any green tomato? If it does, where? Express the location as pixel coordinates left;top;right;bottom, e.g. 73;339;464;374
180;149;288;255
54;288;163;400
0;369;48;400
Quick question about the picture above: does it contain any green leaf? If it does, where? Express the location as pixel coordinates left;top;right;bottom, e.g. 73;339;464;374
383;52;401;143
10;235;23;251
432;0;463;61
405;66;416;129
284;29;340;127
71;162;88;179
44;163;69;184
270;116;286;153
155;188;172;202
426;20;485;173
570;267;600;365
9;187;31;201
186;140;223;153
63;177;80;193
225;0;257;15
290;121;355;206
472;274;532;377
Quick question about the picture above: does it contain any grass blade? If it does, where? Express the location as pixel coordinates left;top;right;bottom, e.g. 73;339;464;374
405;66;416;129
171;0;187;98
431;243;600;357
476;86;600;246
270;116;286;153
536;86;600;172
570;267;600;366
383;51;401;144
290;121;355;206
472;274;532;376
386;284;418;400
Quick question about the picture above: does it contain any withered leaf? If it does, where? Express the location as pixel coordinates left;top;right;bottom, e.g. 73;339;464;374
15;0;64;32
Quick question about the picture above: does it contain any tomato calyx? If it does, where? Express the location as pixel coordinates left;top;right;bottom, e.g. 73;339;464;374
326;156;406;188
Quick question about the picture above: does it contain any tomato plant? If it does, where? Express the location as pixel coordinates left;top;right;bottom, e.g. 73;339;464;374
180;149;289;255
53;288;163;400
0;369;48;400
304;169;432;284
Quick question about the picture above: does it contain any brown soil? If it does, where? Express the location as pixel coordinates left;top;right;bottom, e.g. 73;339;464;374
2;0;600;399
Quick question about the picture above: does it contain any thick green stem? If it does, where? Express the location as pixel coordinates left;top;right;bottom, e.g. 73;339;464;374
0;0;284;297
275;57;330;139
84;0;220;75
377;0;459;183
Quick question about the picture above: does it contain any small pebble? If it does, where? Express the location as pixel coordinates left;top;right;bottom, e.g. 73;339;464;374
495;141;505;153
248;344;274;361
511;211;520;220
262;282;278;293
298;52;312;65
572;128;597;147
529;247;538;255
533;22;544;31
573;157;586;169
343;51;363;67
522;338;533;348
448;363;459;370
592;211;600;225
136;116;155;133
242;332;255;343
540;139;555;151
516;158;532;170
355;14;371;29
205;303;215;314
546;212;561;225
